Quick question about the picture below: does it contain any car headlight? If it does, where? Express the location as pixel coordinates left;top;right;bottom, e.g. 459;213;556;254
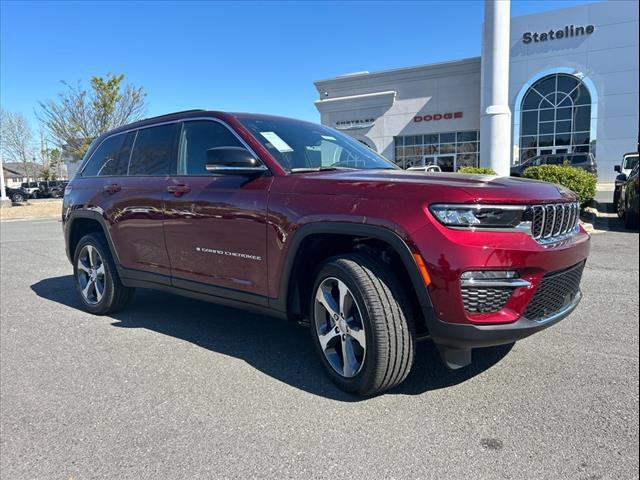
429;204;526;228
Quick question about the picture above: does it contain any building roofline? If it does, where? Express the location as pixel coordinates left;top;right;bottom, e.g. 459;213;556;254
314;56;481;87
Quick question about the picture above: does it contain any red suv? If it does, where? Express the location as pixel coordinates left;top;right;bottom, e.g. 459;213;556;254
63;110;590;395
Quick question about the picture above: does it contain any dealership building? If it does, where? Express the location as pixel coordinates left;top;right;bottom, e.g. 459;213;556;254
313;1;638;181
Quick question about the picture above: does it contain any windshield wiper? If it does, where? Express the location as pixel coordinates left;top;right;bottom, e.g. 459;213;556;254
289;166;356;173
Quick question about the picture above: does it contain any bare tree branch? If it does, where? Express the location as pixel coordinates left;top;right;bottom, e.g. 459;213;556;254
37;74;147;162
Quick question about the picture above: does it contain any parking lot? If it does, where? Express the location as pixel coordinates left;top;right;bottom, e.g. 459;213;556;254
1;205;638;479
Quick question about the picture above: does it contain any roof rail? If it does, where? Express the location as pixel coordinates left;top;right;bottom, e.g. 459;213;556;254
140;109;206;122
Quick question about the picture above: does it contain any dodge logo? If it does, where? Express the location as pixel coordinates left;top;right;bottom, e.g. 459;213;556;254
414;112;463;122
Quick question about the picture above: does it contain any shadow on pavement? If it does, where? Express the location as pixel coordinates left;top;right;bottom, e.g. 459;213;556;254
31;275;513;401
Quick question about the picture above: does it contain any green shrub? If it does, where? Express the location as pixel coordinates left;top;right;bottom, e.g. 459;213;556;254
523;165;596;206
457;166;497;175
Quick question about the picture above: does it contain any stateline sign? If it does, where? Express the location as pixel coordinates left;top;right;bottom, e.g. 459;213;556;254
522;24;595;44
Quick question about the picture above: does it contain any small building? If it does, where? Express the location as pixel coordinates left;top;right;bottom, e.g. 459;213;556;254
313;1;639;181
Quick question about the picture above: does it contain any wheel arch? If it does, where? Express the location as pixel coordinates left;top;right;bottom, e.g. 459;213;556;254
272;222;434;331
65;210;120;266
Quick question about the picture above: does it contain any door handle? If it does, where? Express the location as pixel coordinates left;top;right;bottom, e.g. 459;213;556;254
166;184;191;197
103;183;121;194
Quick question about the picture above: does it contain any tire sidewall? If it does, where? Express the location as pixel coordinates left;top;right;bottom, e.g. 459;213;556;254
309;260;377;393
73;234;116;315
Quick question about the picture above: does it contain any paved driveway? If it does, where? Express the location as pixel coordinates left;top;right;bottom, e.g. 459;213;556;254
1;217;638;479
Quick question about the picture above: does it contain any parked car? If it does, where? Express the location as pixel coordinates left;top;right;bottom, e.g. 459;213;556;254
407;165;442;172
613;152;639;207
38;180;68;198
48;181;68;198
62;110;590;395
21;181;41;199
616;163;639;229
511;152;597;177
4;186;28;203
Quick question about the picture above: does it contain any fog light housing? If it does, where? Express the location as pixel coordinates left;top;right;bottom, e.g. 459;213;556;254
460;270;518;280
460;270;531;288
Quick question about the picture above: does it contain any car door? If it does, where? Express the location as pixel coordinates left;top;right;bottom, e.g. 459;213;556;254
162;119;272;299
103;124;177;278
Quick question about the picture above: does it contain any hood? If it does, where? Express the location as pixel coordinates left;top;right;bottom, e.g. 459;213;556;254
278;169;578;204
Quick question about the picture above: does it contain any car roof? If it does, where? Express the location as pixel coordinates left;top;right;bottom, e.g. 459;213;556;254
107;109;313;137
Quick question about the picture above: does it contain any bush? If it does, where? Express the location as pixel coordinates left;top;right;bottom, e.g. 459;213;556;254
523;165;596;207
457;166;497;175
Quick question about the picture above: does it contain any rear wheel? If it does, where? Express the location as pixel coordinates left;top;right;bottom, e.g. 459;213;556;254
73;233;134;314
310;253;415;396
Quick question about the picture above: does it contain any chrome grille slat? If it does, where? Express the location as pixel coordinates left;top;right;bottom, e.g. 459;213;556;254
528;201;579;244
552;205;563;236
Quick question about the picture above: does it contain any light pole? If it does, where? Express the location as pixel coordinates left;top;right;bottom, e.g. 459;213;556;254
0;154;9;204
480;0;512;176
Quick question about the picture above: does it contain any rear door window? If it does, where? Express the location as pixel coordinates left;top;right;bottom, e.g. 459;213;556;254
128;124;176;176
82;134;126;177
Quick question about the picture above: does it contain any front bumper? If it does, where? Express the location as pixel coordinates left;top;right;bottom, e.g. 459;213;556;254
426;290;582;349
411;217;590;348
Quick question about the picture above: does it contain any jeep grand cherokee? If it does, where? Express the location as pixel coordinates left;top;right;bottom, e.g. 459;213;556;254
62;110;590;395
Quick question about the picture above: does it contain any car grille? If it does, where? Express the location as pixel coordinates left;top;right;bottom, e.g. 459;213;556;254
527;202;580;243
461;287;513;313
524;262;585;322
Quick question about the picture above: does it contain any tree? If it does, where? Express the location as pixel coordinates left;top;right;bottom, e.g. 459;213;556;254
0;108;35;182
38;73;147;162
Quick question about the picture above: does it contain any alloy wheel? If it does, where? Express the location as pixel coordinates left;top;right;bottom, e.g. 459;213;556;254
77;244;105;305
314;277;366;378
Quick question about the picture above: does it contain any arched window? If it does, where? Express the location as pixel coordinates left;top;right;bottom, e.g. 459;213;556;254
519;73;592;162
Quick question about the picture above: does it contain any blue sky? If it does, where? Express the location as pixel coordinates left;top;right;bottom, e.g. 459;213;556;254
1;0;597;130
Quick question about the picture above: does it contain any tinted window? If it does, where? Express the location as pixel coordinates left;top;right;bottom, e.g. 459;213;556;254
128;124;176;176
570;154;589;165
623;155;639;170
178;121;243;175
82;134;125;177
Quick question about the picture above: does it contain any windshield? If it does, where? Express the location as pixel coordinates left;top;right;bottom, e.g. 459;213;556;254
238;117;397;172
623;154;639;170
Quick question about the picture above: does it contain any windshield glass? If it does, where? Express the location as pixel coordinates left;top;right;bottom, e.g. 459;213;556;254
623;154;639;170
238;117;397;172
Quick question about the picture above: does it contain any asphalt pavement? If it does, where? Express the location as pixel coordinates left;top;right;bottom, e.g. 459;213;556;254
0;212;638;479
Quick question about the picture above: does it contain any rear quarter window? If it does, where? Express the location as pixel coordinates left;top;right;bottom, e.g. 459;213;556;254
128;124;177;176
82;134;127;177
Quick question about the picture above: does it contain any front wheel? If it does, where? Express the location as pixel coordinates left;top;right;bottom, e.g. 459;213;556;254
310;253;415;396
617;195;626;219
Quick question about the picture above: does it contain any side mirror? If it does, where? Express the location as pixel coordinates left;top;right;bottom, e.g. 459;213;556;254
205;147;268;175
614;165;621;173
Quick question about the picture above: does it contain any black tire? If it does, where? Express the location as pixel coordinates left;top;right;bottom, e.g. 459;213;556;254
310;253;415;396
73;232;134;314
613;190;620;213
11;192;25;203
624;207;639;229
617;195;626;219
